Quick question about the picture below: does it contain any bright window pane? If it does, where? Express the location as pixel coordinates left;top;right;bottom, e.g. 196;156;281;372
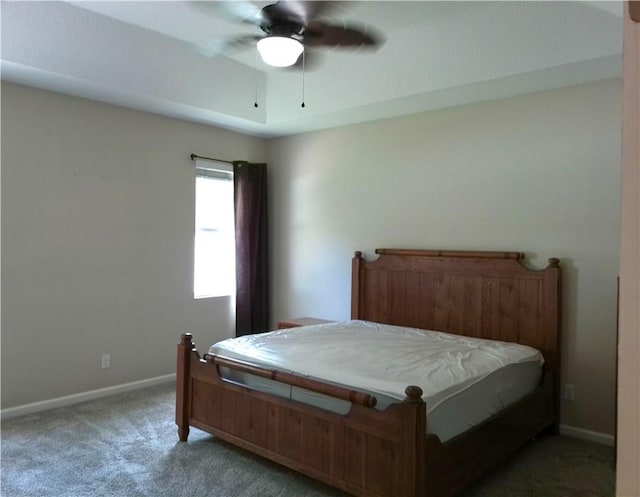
194;174;235;298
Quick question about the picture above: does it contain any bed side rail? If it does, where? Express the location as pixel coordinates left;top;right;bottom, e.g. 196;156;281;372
203;351;378;408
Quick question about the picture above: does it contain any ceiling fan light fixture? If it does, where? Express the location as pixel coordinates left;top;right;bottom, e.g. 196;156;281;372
257;36;303;67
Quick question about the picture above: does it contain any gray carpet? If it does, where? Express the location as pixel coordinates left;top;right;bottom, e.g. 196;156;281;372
1;383;615;497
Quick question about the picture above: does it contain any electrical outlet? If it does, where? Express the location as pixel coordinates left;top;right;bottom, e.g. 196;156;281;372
563;383;575;401
101;354;111;369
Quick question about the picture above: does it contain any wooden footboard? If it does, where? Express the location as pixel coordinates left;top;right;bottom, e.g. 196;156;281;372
176;333;555;497
177;333;428;497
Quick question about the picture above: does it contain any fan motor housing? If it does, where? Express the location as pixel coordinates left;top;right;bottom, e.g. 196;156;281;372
260;4;305;36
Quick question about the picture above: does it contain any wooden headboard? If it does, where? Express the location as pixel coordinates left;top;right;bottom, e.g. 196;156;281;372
351;249;562;377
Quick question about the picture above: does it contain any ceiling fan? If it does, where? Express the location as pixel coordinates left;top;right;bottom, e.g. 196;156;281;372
192;1;385;69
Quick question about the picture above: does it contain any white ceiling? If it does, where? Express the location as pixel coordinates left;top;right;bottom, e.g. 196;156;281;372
1;1;623;138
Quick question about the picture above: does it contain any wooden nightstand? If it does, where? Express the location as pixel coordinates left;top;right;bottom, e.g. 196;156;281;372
277;317;334;329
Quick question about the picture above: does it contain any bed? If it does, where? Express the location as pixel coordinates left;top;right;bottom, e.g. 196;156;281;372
176;248;561;497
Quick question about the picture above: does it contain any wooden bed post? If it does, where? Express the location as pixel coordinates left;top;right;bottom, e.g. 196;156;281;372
399;386;427;497
351;251;363;319
176;333;193;442
544;257;562;434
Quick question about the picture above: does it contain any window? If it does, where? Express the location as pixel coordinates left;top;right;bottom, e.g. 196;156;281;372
194;161;235;298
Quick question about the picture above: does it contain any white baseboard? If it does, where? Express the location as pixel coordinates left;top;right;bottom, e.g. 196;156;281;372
0;374;176;420
559;423;615;446
1;382;616;448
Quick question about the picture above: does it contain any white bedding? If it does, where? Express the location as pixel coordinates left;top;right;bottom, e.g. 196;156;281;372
209;320;543;418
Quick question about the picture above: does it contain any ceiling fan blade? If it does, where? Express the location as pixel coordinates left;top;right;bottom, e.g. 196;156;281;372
188;1;264;27
194;34;261;58
286;48;323;71
303;21;384;49
273;1;346;24
225;34;262;51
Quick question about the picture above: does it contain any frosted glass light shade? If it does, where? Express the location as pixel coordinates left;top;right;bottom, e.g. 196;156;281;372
257;36;304;67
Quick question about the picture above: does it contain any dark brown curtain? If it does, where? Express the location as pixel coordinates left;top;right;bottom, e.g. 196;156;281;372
233;161;269;336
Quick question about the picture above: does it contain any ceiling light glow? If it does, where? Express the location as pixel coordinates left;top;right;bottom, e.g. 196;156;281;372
257;36;304;67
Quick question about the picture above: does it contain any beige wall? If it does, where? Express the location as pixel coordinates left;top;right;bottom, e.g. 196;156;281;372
1;82;267;408
1;78;623;439
269;79;622;436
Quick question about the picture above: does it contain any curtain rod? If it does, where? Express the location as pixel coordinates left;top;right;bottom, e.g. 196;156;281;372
190;153;234;165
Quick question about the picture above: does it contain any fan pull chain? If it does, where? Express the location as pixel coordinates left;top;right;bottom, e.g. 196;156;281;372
301;49;306;108
254;49;259;108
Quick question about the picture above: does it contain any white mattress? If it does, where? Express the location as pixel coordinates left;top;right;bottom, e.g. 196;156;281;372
209;320;543;442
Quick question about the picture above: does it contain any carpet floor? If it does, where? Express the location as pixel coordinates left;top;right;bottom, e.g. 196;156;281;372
1;383;615;497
